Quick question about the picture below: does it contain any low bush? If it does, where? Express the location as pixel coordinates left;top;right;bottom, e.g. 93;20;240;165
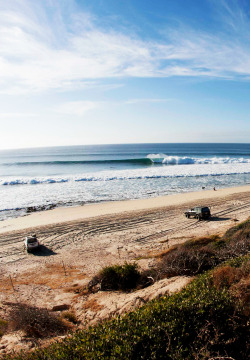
89;263;157;292
157;246;219;277
212;258;250;316
212;265;239;289
0;318;8;337
97;262;140;291
8;303;69;338
137;268;158;289
60;311;78;324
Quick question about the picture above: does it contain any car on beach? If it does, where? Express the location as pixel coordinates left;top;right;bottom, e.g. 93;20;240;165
24;234;40;252
184;206;211;220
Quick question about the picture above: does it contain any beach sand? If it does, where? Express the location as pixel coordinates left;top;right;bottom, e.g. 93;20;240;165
1;185;250;234
0;185;249;353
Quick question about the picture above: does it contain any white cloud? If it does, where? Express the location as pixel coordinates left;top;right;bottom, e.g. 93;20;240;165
1;0;250;94
54;101;97;116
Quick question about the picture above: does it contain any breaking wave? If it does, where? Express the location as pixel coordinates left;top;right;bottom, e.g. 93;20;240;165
147;154;250;165
2;155;250;167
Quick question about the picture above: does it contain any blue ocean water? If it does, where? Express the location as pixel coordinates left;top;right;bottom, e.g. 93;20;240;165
0;143;250;220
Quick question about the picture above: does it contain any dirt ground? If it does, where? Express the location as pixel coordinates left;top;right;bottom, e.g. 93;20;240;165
0;189;249;353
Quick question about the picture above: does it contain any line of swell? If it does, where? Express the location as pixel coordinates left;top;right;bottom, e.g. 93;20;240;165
1;171;250;186
2;158;153;166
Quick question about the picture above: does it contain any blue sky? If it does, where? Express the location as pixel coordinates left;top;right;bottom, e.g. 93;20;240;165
0;0;250;149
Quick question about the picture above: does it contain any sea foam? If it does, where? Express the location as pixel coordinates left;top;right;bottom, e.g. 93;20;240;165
1;161;250;186
147;154;250;165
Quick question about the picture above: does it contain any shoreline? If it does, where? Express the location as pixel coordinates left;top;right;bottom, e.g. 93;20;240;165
0;184;250;234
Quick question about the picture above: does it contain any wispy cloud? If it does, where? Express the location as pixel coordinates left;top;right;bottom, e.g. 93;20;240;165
125;98;172;105
54;101;97;116
1;0;250;94
0;112;37;119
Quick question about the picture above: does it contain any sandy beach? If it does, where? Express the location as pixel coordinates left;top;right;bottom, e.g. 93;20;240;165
0;185;249;352
1;185;250;234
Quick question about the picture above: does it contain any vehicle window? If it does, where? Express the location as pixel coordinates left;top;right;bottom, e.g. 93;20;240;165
28;238;37;243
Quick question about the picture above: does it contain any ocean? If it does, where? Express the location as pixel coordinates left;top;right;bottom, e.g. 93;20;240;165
0;143;250;221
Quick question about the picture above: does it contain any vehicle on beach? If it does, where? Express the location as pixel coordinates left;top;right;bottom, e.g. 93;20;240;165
24;234;40;252
184;206;211;220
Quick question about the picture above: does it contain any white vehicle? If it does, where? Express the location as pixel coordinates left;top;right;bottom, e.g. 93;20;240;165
24;234;40;252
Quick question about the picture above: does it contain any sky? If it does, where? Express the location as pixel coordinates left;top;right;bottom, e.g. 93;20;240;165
0;0;250;149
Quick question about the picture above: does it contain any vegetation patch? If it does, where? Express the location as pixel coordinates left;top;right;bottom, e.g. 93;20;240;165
212;257;250;316
155;219;250;278
3;256;249;360
0;318;8;337
89;262;140;292
60;311;78;325
8;303;70;338
82;298;104;312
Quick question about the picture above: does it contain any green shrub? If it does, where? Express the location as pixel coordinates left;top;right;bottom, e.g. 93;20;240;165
98;262;140;291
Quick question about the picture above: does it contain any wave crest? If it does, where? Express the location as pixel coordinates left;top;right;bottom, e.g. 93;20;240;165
147;154;250;165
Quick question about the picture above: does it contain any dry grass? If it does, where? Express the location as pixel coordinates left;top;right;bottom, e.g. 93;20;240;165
0;263;86;292
60;311;78;324
63;283;83;294
212;260;250;316
212;265;239;289
8;302;70;338
82;298;104;312
153;246;177;259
